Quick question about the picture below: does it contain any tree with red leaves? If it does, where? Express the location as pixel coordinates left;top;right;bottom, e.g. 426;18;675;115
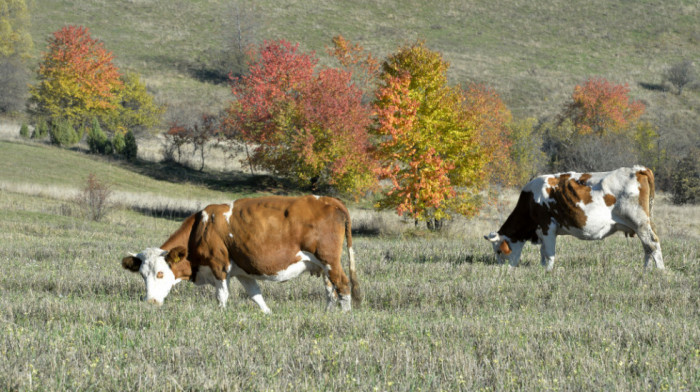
222;40;376;195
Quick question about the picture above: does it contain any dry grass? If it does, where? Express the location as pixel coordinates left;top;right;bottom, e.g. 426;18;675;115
1;184;698;391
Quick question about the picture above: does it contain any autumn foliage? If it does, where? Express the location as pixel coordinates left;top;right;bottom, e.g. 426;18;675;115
326;35;379;97
464;83;516;187
30;25;162;133
30;26;122;125
372;42;497;224
222;40;376;195
562;77;645;136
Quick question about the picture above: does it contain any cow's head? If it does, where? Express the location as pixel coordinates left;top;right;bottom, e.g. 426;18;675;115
484;232;523;266
121;246;188;305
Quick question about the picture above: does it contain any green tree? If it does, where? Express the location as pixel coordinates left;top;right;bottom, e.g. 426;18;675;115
109;72;164;132
112;130;126;155
31;118;48;139
671;149;699;205
87;117;111;154
121;130;138;160
49;119;80;146
18;122;28;138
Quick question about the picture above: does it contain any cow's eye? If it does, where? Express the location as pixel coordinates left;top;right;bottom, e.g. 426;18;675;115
156;271;164;279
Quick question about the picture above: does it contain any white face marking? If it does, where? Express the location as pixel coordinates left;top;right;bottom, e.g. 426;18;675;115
136;248;181;305
201;210;209;223
223;201;235;223
313;195;320;200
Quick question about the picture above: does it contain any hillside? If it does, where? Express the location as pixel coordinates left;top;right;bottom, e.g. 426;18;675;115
27;1;698;124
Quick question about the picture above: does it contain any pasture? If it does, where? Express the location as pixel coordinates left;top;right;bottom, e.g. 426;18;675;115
0;144;698;390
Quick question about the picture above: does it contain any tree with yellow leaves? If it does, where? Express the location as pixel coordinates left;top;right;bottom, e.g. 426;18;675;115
29;25;162;135
373;41;501;229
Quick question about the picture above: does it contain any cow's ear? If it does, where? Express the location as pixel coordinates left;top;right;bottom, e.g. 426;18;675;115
165;246;187;266
499;240;512;255
122;255;142;272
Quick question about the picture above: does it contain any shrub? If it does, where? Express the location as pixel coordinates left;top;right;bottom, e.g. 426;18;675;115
122;130;138;160
112;130;125;155
19;123;29;138
74;173;112;221
671;149;699;205
31;118;48;139
86;117;111;154
49;119;80;146
665;60;696;95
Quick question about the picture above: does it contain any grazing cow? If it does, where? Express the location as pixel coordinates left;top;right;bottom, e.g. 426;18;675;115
122;195;361;313
484;166;664;270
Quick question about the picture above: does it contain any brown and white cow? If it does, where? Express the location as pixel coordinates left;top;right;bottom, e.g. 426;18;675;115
122;195;361;313
485;166;664;270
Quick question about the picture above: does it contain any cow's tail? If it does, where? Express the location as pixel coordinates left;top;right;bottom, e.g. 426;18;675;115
342;206;362;307
637;167;657;234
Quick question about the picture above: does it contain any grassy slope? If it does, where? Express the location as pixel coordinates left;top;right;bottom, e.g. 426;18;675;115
27;0;700;125
0;140;265;201
0;189;698;390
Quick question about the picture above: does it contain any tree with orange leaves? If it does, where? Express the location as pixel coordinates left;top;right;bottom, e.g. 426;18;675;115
29;25;161;133
372;42;493;228
561;77;645;136
464;83;516;187
30;26;122;127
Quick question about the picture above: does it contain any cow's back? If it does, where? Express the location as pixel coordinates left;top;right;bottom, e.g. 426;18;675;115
189;196;348;276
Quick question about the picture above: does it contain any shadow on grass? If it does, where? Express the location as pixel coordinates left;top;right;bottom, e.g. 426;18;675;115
119;158;303;196
638;81;669;92
412;252;498;265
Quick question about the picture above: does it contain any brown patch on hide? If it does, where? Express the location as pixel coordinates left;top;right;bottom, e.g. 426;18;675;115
499;240;512;255
546;173;593;229
603;194;617;206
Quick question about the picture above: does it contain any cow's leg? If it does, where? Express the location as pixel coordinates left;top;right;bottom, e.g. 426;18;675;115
317;233;352;311
236;276;271;314
328;269;351;311
637;224;664;270
539;230;557;271
323;273;338;311
214;278;229;308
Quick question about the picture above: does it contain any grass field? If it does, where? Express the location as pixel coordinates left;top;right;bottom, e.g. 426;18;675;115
1;141;698;391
